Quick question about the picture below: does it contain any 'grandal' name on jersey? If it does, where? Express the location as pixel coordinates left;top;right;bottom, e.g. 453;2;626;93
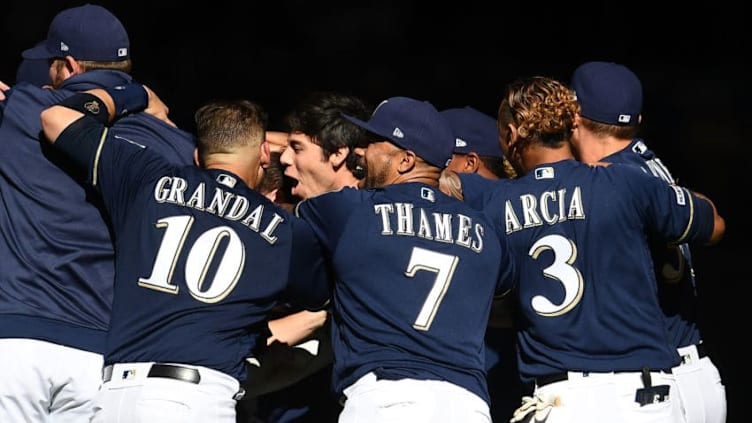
374;202;485;252
153;176;283;244
505;186;585;234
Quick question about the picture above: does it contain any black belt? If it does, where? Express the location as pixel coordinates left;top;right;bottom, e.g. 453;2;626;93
534;372;568;387
103;364;201;384
534;369;673;388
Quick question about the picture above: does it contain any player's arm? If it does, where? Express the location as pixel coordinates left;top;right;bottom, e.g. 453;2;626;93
40;83;173;145
267;309;328;346
634;168;725;247
283;216;331;312
691;190;725;245
40;85;143;143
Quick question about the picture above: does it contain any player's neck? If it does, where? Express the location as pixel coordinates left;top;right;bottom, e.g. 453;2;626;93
520;144;574;174
204;161;256;188
333;169;361;190
576;133;631;164
397;168;442;187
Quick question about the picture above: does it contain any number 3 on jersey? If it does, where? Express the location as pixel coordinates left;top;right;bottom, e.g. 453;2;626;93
529;234;583;317
138;215;244;303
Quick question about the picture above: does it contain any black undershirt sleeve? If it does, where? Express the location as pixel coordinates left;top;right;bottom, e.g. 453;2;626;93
54;115;107;178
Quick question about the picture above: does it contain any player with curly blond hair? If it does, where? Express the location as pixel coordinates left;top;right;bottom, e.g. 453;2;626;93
440;75;725;423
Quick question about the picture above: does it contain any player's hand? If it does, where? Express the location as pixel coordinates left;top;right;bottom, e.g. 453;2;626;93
143;85;176;128
266;131;289;153
439;169;464;200
0;80;9;101
267;310;328;346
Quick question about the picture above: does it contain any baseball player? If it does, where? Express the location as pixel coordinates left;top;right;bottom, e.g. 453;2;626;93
0;5;195;422
569;60;727;423
440;105;513;180
295;96;516;423
241;91;373;423
440;105;525;421
441;76;725;423
39;85;331;422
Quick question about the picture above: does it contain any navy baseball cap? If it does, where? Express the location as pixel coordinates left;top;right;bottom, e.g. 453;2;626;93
16;42;52;86
570;61;642;126
440;106;503;158
342;96;454;168
22;4;130;61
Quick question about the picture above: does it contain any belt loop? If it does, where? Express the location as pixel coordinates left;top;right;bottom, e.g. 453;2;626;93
640;367;652;388
102;364;113;382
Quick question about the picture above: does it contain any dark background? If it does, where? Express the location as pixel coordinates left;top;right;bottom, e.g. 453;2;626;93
3;1;748;421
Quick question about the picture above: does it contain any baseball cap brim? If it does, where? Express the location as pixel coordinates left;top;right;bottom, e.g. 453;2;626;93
341;113;401;147
22;42;56;60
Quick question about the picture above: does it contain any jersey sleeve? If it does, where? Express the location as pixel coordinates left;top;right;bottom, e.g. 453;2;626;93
458;172;498;210
282;213;332;311
294;188;360;251
621;165;715;245
495;230;517;297
53;114;172;228
455;175;516;295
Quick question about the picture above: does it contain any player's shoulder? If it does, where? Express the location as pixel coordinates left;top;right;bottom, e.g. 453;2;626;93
599;161;656;179
1;82;63;110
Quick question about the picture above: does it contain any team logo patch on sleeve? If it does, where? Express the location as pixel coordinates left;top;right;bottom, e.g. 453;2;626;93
671;185;686;205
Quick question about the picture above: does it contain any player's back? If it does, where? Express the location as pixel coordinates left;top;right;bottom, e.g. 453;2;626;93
603;139;700;348
0;77;194;354
296;182;513;403
460;158;711;383
90;136;329;381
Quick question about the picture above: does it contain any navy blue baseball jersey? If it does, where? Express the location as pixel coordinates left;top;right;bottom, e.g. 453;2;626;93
52;116;330;382
602;139;701;348
458;159;715;383
0;70;195;354
295;183;515;404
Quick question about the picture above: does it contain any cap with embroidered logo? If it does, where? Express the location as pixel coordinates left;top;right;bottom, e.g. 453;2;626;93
570;61;642;126
341;96;454;168
440;106;503;158
22;4;130;62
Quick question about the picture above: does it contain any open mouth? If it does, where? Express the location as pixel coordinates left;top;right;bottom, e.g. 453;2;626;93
285;173;301;195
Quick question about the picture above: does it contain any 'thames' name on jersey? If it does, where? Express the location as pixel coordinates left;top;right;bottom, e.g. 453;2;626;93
504;186;585;234
153;176;283;244
373;203;485;253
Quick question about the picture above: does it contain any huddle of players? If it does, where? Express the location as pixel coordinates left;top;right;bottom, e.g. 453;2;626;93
1;4;727;423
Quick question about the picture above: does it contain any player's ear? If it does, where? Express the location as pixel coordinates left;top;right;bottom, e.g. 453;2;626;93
260;140;271;169
64;56;83;76
329;146;349;169
398;149;417;173
465;152;481;172
500;123;517;148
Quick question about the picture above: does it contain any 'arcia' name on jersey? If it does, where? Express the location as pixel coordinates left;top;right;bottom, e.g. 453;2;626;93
504;186;585;234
